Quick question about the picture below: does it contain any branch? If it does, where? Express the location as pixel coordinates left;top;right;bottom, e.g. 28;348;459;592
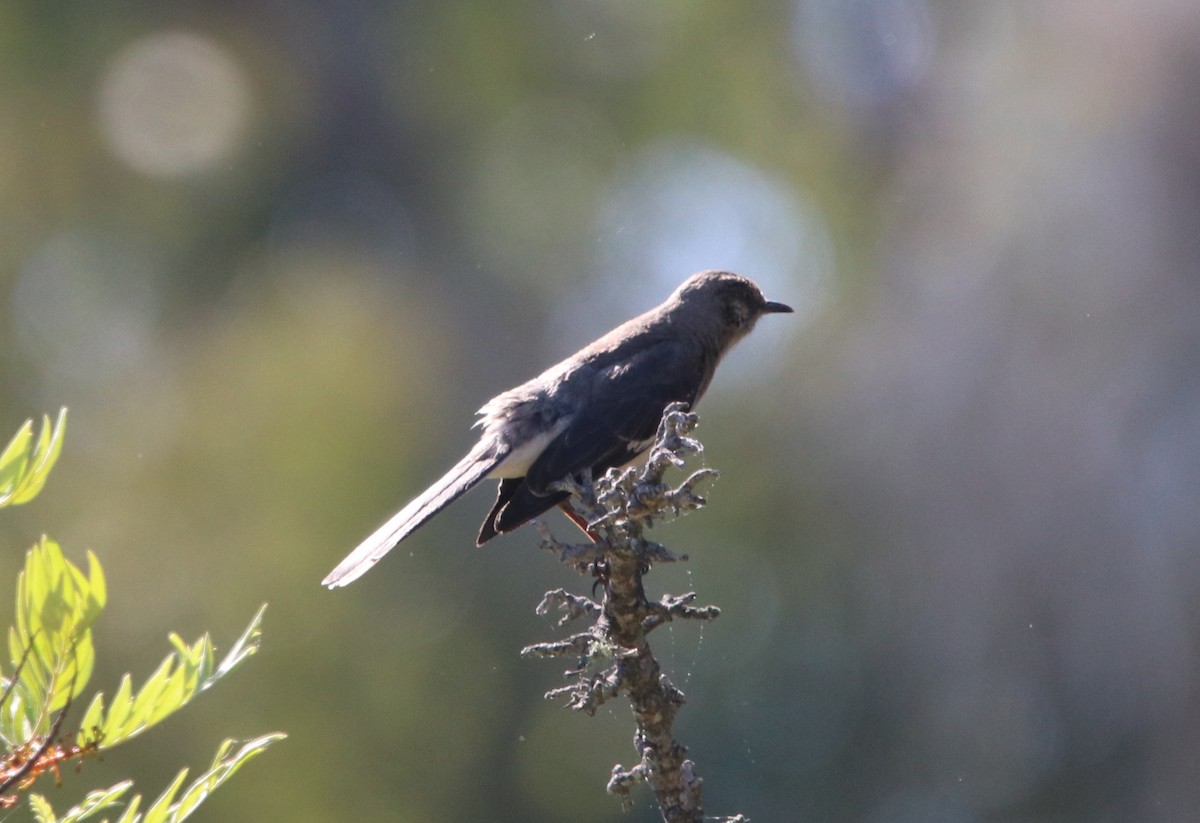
521;403;745;823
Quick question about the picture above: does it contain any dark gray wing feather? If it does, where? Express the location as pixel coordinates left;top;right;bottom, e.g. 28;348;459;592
525;339;707;491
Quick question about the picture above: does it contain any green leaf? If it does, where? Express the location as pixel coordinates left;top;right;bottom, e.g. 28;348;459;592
2;537;103;741
142;768;189;823
114;793;143;823
168;734;286;823
30;792;57;823
166;734;286;822
93;606;268;748
122;656;175;737
103;674;134;737
38;781;134;823
78;690;105;739
0;408;67;508
0;419;33;507
203;603;266;690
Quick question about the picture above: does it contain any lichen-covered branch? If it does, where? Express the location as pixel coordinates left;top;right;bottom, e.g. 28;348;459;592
520;403;745;823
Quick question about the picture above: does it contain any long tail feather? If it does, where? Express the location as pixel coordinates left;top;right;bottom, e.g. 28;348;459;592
322;440;507;588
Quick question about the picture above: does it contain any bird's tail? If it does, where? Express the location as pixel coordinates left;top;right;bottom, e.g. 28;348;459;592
322;439;507;588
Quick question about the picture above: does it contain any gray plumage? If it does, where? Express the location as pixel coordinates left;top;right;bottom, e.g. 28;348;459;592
323;270;792;588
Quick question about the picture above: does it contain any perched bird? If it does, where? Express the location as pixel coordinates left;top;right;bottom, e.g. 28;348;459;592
323;270;792;588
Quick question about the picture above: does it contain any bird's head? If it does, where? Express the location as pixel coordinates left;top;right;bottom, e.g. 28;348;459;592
670;270;793;345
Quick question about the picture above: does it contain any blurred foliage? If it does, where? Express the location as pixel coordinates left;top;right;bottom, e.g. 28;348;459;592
0;413;283;819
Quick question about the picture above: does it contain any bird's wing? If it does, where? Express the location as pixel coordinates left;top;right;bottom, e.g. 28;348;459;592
479;341;703;539
524;339;706;492
322;438;508;588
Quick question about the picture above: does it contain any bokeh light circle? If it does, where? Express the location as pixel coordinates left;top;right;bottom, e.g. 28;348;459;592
12;229;164;381
98;30;250;177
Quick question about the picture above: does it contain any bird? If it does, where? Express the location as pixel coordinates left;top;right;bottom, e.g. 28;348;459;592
322;270;793;588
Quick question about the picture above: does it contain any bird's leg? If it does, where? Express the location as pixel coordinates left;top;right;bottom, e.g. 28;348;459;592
557;500;601;542
556;499;611;594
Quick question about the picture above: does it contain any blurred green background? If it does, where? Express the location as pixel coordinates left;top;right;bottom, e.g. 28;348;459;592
4;1;1200;821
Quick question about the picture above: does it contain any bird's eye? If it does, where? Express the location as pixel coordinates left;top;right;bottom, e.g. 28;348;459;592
724;299;751;329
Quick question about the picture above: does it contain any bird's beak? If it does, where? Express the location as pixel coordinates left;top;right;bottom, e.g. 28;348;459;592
762;300;794;314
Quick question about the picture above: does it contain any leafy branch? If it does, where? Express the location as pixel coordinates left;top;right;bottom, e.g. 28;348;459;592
0;410;285;819
27;734;283;823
